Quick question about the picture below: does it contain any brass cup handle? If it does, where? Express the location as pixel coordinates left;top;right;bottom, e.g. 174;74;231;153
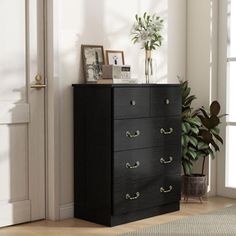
160;186;173;193
126;192;140;200
160;128;173;135
126;130;140;138
160;156;173;164
126;161;140;169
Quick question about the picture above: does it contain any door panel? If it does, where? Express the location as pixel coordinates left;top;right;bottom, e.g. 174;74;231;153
0;0;27;103
0;103;29;124
0;125;28;202
0;0;46;227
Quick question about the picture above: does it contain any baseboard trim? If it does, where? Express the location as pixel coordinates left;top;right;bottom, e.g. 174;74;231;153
59;203;74;220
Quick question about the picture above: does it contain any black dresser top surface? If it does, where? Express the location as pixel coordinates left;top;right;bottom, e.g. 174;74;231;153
72;83;180;88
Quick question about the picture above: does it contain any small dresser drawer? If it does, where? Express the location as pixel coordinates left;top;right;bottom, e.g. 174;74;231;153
113;175;181;215
114;117;181;151
150;87;181;117
113;145;181;184
113;88;150;119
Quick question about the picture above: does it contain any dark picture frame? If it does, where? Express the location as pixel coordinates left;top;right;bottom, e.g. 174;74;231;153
105;50;125;66
81;44;105;82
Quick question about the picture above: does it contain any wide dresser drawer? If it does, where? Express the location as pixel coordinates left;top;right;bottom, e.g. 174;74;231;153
114;117;181;151
113;145;181;183
113;175;181;215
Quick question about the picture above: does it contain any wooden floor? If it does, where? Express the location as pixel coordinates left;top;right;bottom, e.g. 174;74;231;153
0;197;236;236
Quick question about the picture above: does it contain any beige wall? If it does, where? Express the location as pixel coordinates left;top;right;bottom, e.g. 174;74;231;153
187;0;219;196
51;0;187;218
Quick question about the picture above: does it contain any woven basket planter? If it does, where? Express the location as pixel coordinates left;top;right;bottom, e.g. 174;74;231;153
182;174;207;202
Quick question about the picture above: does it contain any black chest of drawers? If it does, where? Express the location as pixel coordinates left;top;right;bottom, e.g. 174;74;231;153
73;84;181;226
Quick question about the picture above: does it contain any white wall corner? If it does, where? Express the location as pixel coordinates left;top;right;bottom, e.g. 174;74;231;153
59;203;74;220
187;0;219;196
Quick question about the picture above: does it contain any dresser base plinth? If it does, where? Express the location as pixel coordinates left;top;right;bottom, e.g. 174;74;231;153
75;202;180;227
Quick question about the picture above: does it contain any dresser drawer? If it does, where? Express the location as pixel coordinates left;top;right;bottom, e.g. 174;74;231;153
113;88;150;119
113;175;181;215
114;117;181;151
150;87;181;117
113;146;181;184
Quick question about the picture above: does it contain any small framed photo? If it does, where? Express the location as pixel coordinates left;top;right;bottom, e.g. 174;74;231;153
105;50;125;66
81;44;105;82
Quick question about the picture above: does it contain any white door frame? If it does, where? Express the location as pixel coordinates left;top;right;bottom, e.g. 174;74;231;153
217;0;236;198
44;0;61;220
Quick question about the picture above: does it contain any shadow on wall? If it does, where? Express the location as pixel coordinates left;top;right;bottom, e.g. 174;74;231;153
57;0;169;209
76;0;106;83
72;0;168;83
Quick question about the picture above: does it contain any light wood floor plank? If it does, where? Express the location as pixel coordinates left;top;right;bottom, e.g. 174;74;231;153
0;197;236;236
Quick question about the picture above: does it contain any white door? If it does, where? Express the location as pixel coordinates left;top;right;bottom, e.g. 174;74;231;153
217;0;236;198
0;0;46;227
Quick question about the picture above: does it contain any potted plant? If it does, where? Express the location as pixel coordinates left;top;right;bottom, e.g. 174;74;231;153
180;80;225;202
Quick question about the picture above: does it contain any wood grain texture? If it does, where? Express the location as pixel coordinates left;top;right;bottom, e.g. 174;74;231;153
113;177;181;215
0;197;235;236
114;117;181;151
74;87;112;226
150;86;181;117
73;84;181;226
113;145;181;183
113;87;150;119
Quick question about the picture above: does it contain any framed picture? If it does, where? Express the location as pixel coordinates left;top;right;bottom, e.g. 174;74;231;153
81;44;105;82
105;50;125;66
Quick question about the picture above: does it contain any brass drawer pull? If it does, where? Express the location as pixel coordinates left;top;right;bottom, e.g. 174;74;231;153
160;185;173;193
160;156;173;164
130;100;136;106
126;192;140;200
126;161;140;169
164;98;170;105
160;128;173;135
126;130;140;138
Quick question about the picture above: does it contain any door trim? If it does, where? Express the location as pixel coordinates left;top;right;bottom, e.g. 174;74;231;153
217;0;236;198
44;0;60;220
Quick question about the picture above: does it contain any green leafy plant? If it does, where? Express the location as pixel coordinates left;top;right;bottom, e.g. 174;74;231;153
181;80;201;175
131;12;164;50
180;80;225;176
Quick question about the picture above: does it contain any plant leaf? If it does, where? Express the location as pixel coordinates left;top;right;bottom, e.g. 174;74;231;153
186;117;201;126
199;108;209;118
184;95;196;107
191;125;199;135
200;129;213;143
210;101;220;116
189;136;198;147
187;149;197;160
197;142;209;150
211;127;220;135
209;139;220;152
212;132;223;144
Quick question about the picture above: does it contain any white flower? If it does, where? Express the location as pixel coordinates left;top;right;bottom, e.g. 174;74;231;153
131;12;164;50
